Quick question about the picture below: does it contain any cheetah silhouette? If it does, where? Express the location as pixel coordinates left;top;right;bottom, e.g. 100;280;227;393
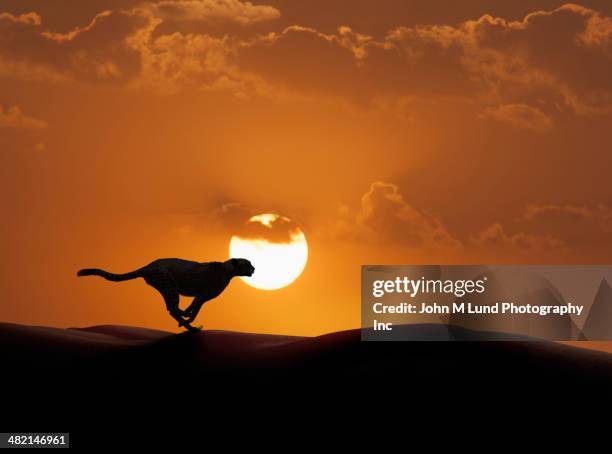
77;258;255;332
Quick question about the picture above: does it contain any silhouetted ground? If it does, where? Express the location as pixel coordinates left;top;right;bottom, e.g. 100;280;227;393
1;322;610;446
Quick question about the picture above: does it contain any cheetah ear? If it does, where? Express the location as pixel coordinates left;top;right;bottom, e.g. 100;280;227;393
228;258;238;269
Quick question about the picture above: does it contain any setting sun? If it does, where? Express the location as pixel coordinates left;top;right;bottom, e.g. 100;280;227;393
229;214;308;290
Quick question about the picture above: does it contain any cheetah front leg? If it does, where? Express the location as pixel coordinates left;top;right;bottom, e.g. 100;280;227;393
146;271;201;332
169;310;202;332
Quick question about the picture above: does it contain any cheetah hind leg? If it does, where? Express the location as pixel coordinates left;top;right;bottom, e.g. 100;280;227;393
158;287;201;332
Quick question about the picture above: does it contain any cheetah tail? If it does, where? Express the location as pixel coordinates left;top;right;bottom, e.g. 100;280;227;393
76;267;144;282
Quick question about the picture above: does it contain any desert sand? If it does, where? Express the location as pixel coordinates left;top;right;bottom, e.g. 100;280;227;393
1;321;610;441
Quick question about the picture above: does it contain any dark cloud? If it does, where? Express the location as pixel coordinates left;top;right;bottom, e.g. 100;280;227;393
333;182;607;259
0;105;47;129
241;4;612;119
0;2;260;91
520;203;612;253
234;213;303;243
471;222;567;254
208;204;303;243
523;203;612;228
2;1;612;122
334;181;461;249
208;202;254;230
0;8;145;83
479;103;555;132
149;0;280;25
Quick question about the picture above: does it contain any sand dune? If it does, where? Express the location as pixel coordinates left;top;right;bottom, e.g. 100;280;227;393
1;321;610;431
2;321;610;359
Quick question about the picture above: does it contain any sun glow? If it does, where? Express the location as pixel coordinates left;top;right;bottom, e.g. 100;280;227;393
229;214;308;290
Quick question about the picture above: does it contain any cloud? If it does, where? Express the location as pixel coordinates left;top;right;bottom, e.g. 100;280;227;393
238;25;374;102
471;222;567;254
208;202;254;230
0;8;145;84
234;214;302;243
471;203;612;258
480;103;555;132
522;203;612;234
335;181;461;249
0;56;69;84
0;12;41;27
41;10;114;42
0;12;41;26
207;203;303;243
0;3;272;93
148;0;281;25
240;4;612;115
124;14;272;96
580;8;612;48
456;4;612;115
0;105;47;130
392;4;612;116
126;25;239;94
2;2;612;116
332;182;593;258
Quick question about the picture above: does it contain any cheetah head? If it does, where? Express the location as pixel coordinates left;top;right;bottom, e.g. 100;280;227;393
228;258;255;277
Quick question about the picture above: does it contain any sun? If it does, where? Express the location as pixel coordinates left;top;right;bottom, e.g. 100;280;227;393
229;213;308;290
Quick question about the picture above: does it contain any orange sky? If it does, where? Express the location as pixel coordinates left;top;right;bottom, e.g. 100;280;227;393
1;0;611;335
